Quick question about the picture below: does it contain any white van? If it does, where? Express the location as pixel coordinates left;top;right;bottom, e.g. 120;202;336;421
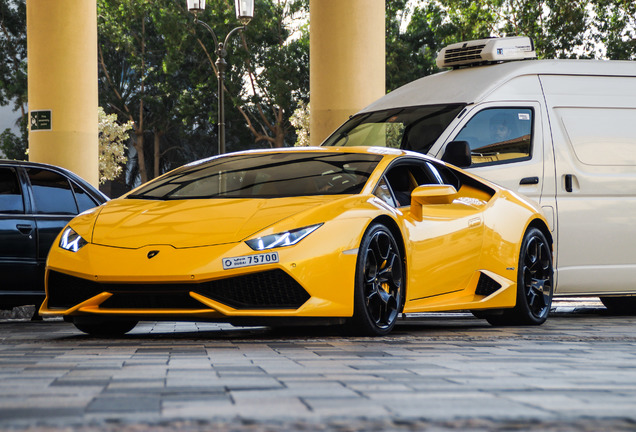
322;37;636;311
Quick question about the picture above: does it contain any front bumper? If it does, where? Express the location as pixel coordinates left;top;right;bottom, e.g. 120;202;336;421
40;237;359;320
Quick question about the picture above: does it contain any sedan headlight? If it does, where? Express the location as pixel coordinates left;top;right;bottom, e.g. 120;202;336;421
59;227;88;252
245;223;323;251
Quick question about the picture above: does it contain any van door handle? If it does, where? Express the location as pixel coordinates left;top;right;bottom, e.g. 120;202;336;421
519;177;539;185
564;174;573;193
16;224;34;235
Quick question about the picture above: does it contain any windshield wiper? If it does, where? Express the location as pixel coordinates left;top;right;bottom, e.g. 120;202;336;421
126;194;163;200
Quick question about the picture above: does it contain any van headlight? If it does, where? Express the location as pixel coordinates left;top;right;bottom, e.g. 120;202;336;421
59;227;88;252
245;224;323;251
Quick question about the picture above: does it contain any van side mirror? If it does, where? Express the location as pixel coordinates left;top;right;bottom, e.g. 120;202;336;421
410;184;458;220
441;141;471;168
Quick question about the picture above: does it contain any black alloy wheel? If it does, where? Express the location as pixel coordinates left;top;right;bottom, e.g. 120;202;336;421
487;227;553;326
349;223;404;336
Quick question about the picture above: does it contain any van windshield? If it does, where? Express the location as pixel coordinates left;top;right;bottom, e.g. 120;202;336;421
322;104;465;154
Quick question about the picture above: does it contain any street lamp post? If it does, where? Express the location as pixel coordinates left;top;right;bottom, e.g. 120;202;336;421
187;0;254;155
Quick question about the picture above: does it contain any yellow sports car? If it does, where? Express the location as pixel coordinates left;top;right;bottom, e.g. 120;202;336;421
40;147;553;336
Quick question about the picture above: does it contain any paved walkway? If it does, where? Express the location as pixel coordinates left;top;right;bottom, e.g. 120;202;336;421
1;300;636;431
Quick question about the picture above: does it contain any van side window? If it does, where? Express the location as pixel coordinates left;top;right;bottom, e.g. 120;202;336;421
455;108;533;167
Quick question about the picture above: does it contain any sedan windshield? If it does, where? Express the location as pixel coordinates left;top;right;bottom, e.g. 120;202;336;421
322;104;465;154
127;152;382;200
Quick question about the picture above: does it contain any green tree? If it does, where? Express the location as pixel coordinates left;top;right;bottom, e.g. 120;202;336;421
98;0;191;183
0;0;27;152
386;0;636;91
0;128;26;160
190;0;309;149
592;0;636;60
97;0;309;187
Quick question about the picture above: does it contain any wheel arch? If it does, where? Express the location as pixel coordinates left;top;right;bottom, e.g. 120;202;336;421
369;214;407;312
526;217;553;250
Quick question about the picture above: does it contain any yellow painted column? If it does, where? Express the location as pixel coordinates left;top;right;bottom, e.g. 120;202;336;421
309;0;385;146
27;0;99;186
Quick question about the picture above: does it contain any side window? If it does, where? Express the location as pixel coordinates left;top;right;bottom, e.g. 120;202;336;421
373;177;396;207
26;168;78;215
72;182;99;213
455;108;533;167
380;162;444;207
0;167;25;214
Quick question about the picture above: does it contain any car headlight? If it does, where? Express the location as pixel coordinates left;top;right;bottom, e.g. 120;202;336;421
59;227;88;252
245;223;323;251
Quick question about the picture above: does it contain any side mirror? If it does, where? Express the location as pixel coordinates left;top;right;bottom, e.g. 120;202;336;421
441;140;471;168
410;184;458;220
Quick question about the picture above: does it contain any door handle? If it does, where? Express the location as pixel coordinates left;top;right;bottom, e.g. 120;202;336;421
519;177;539;185
16;224;33;235
564;174;573;193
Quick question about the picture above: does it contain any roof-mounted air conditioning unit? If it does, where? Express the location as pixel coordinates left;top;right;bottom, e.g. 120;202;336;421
436;36;536;69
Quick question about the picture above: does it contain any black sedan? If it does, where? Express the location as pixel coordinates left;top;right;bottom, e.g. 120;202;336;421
0;160;108;310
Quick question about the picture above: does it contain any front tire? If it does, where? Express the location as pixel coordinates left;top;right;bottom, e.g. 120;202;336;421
487;227;553;326
73;317;138;336
348;223;404;336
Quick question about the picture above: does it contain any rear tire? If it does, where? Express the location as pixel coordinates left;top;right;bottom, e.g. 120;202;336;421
487;227;553;326
347;223;404;336
73;317;138;336
600;297;636;315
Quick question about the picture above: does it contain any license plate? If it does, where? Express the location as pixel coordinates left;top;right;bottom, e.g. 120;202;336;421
222;252;279;270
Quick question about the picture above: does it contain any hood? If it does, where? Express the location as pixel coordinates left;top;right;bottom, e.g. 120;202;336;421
91;196;333;249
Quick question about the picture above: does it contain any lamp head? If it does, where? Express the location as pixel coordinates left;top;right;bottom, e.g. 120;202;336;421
187;0;206;13
235;0;254;25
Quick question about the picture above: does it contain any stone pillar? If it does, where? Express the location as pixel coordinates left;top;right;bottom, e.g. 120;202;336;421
27;0;99;186
309;0;385;146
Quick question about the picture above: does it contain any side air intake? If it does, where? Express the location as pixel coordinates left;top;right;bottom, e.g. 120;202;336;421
475;273;502;297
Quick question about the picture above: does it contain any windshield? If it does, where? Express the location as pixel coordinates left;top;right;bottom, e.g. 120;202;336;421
127;152;382;200
322;104;465;154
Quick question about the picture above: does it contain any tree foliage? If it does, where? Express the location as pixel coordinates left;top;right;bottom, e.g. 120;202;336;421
98;106;132;184
97;0;309;187
290;100;309;146
386;0;636;91
0;127;26;160
0;0;27;154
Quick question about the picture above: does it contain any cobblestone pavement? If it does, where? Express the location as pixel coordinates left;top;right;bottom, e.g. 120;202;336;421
2;300;636;431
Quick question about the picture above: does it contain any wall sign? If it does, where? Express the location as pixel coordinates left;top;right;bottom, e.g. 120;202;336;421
30;110;52;131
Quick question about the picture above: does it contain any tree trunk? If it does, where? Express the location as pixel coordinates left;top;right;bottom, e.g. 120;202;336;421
153;130;163;179
134;125;147;183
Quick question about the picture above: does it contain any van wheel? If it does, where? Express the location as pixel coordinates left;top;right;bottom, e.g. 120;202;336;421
73;317;138;336
487;228;553;326
600;297;636;315
347;223;404;336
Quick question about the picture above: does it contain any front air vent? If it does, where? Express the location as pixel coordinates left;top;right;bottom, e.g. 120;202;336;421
194;270;310;309
46;269;310;310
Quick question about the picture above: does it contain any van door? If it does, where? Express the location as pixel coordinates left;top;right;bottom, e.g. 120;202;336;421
436;102;547;202
540;74;636;295
433;101;557;253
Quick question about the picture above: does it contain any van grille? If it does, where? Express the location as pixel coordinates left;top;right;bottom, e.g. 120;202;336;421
443;44;486;65
47;270;310;310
